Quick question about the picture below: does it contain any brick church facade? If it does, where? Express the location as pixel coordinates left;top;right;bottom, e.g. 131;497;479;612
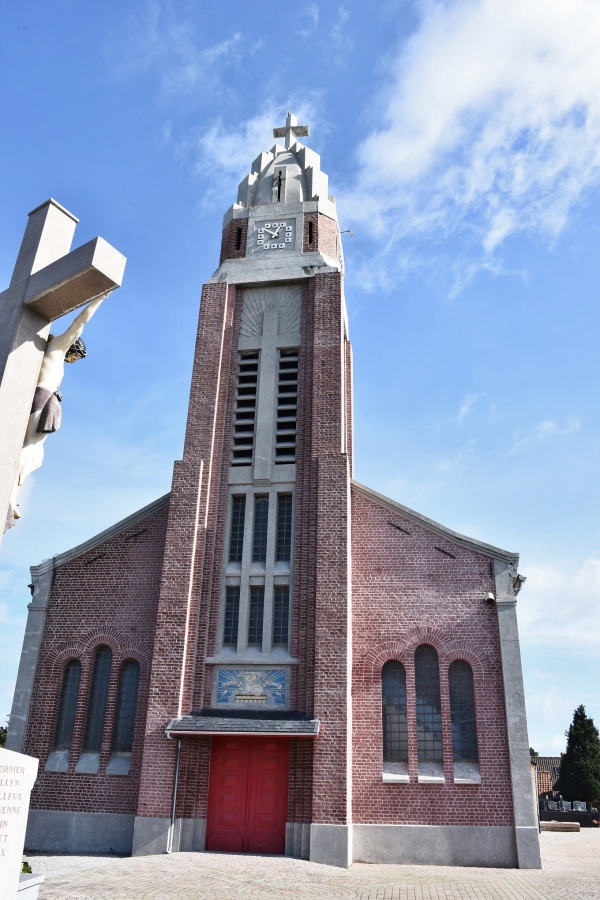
7;115;540;868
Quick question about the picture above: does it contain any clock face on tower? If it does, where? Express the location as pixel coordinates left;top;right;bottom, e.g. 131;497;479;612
254;219;296;252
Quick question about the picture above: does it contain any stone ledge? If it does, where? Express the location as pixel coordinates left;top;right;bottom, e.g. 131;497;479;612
541;821;580;832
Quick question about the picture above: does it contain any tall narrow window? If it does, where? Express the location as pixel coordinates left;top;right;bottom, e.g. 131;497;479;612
83;646;112;752
273;585;290;647
253;496;269;562
229;495;246;563
53;660;81;751
276;494;293;562
223;586;240;646
232;352;259;466
449;661;479;762
382;661;408;775
235;226;242;251
275;349;298;464
248;586;265;646
415;644;443;778
112;660;140;754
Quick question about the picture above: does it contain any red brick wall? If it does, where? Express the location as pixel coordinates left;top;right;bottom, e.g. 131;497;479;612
351;487;514;826
25;503;169;815
303;213;338;259
176;737;211;819
219;218;248;264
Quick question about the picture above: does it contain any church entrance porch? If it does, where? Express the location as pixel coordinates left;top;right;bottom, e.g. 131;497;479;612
206;736;289;854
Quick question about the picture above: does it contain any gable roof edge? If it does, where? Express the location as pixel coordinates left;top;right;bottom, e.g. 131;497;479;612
30;493;171;576
352;480;518;564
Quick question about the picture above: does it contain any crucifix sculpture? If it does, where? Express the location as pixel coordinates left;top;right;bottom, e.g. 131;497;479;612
0;199;126;538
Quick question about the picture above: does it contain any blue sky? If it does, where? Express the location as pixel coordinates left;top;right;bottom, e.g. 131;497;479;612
2;0;600;755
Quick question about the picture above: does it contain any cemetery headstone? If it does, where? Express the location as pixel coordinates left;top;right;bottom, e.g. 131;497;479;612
0;747;41;899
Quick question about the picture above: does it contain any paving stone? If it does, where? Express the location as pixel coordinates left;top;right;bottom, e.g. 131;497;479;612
27;831;600;900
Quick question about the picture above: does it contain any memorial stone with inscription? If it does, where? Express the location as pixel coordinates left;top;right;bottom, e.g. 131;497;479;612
0;747;41;899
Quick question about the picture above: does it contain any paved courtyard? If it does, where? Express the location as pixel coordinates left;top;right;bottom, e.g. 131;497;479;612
29;831;600;900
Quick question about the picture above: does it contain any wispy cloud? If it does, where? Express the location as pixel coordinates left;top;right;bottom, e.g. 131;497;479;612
341;0;600;289
508;418;581;455
458;392;480;424
298;4;320;38
330;4;352;63
518;556;600;646
108;1;242;95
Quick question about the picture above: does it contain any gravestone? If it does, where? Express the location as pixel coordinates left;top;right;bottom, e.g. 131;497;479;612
0;747;41;899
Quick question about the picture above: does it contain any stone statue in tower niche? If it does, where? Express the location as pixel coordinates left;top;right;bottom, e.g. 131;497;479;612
9;292;111;520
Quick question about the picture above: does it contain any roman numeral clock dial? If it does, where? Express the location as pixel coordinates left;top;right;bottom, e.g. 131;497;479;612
255;220;295;251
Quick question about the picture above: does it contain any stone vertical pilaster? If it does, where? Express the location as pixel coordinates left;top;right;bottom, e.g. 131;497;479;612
494;560;541;869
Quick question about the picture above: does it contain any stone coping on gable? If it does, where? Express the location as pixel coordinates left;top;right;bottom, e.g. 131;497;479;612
352;480;518;564
30;493;171;576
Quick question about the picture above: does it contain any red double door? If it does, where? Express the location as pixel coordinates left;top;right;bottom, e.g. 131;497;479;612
206;736;289;854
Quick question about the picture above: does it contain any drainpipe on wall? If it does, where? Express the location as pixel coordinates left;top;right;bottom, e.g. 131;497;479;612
166;738;182;854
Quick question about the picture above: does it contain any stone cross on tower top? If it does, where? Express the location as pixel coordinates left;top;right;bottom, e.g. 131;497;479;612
273;112;310;150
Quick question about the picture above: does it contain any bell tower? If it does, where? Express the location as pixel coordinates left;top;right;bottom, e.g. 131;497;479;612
133;113;354;866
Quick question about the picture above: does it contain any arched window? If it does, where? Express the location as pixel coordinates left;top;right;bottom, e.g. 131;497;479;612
449;660;479;762
53;660;81;751
82;645;112;752
113;660;140;753
382;661;408;774
415;644;443;777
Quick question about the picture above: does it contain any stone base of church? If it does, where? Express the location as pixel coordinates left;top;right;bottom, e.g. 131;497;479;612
285;822;311;859
309;824;353;868
131;816;207;856
514;826;543;868
23;811;541;870
353;824;541;868
25;809;135;854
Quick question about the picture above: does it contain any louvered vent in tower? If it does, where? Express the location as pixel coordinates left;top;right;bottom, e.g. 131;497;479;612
275;349;298;464
232;352;259;466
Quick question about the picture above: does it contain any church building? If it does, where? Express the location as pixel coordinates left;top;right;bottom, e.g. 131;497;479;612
7;115;540;869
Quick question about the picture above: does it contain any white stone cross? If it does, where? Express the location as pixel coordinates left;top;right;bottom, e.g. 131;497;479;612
0;199;126;542
273;112;310;149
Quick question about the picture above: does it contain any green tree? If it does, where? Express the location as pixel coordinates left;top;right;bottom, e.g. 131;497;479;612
0;718;6;749
558;705;600;809
530;747;538;758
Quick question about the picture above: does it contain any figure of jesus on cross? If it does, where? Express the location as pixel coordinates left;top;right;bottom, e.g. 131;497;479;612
0;199;126;539
9;291;111;519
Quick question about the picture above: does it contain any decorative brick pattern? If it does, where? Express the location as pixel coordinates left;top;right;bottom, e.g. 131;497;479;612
351;487;514;826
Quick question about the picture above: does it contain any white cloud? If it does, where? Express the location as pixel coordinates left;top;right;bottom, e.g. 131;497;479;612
298;4;320;38
508;417;581;455
330;4;352;63
518;556;600;646
341;0;600;287
458;392;480;423
108;2;242;94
